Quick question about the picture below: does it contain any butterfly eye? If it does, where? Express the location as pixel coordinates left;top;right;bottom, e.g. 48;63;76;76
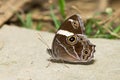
67;35;77;45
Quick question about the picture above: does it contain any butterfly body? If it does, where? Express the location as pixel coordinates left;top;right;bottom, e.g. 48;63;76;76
48;14;95;63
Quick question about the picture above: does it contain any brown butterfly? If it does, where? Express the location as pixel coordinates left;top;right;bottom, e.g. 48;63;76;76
47;14;96;63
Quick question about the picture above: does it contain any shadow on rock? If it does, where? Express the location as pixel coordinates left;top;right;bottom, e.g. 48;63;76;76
48;59;96;65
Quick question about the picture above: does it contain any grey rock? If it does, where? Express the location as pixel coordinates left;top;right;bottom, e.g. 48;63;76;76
0;25;120;80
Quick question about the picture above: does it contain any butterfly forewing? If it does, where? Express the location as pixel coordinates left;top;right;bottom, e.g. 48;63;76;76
58;14;85;34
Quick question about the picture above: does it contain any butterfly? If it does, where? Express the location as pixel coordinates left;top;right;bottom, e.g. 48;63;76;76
47;14;96;63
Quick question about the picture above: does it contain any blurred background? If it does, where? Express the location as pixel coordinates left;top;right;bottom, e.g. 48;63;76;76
0;0;120;39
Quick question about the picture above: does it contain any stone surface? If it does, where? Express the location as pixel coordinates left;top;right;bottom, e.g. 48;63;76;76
0;25;120;80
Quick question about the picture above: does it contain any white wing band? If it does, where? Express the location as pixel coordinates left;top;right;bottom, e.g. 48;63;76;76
57;30;74;36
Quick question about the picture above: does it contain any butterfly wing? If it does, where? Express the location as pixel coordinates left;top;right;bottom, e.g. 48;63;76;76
58;14;85;34
48;14;95;63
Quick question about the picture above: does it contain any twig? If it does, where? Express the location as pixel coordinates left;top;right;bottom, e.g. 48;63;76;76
98;9;120;38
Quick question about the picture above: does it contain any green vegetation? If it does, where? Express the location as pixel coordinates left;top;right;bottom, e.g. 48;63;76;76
85;18;120;39
17;0;120;39
17;13;33;29
50;6;61;30
17;13;42;30
36;22;42;30
58;0;66;18
50;0;66;29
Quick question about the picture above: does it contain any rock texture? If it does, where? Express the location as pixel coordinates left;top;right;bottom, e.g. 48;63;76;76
0;25;120;80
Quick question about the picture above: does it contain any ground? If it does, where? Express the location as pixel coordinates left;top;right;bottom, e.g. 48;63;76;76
0;25;120;80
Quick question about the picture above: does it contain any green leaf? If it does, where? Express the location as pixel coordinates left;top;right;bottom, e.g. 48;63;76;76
36;22;42;30
58;0;66;18
16;13;26;27
50;6;60;29
113;25;120;33
26;13;33;28
85;19;93;35
16;13;33;28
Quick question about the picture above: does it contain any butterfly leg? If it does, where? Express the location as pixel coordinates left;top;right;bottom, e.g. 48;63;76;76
47;49;59;61
47;48;52;55
47;48;59;58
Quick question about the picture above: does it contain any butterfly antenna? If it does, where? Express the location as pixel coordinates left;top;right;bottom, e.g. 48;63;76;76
37;33;50;49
